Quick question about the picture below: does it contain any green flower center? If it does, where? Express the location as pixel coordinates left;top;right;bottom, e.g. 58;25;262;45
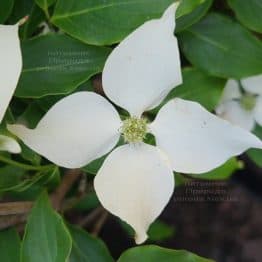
240;94;256;111
121;117;148;143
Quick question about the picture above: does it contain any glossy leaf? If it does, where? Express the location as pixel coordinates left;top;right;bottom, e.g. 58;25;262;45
21;4;45;40
176;0;213;32
16;34;110;98
179;13;262;78
0;228;20;262
51;0;205;45
151;67;225;115
176;0;208;18
167;67;224;111
228;0;262;33
0;0;14;23
82;155;107;175
0;165;24;192
9;0;45;39
69;225;114;262
35;0;56;12
148;221;175;242
118;245;214;262
21;191;72;262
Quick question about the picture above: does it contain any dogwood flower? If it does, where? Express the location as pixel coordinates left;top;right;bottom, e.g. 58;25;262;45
8;3;262;244
216;75;262;131
0;21;23;153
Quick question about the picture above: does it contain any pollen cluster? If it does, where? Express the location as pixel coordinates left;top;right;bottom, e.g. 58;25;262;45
121;117;148;143
240;94;256;111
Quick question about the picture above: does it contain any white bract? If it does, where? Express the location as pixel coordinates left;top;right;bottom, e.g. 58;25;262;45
216;75;262;131
8;4;262;243
0;22;22;153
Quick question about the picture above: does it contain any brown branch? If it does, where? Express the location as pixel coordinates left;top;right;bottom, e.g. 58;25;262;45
0;214;27;230
91;210;109;237
78;207;104;227
51;169;82;210
0;168;83;230
0;201;33;216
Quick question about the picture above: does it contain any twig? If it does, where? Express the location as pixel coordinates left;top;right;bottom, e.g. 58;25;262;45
78;207;104;227
0;214;27;229
91;211;109;237
51;169;82;210
0;169;83;229
0;202;32;216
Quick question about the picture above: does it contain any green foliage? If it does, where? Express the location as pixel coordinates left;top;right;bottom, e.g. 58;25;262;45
51;0;174;45
35;0;56;12
51;0;205;45
9;0;45;39
179;13;262;78
176;0;207;18
16;34;110;98
69;225;114;262
147;221;175;242
0;0;14;23
120;219;175;242
151;67;225;115
228;0;262;33
190;158;242;180
0;228;21;262
0;0;261;260
118;245;214;262
0;165;24;191
176;0;213;32
21;191;72;262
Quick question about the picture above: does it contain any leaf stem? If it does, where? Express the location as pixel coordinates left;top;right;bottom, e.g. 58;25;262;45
0;155;54;171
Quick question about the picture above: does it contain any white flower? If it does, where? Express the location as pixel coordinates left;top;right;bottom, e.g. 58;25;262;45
216;75;262;131
0;22;22;153
8;3;262;244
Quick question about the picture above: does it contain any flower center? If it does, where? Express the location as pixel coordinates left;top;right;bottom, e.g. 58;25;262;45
121;117;148;143
240;94;256;111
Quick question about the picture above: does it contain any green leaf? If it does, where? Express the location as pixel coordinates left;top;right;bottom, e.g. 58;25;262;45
0;228;21;262
5;166;60;194
176;0;207;18
16;34;110;98
176;0;213;32
0;165;25;191
74;192;100;211
21;191;72;262
21;3;45;40
9;0;45;39
247;125;262;167
82;155;107;175
179;13;262;78
0;0;14;23
20;142;42;166
120;219;175;242
118;245;214;262
51;0;204;46
167;67;224;111
228;0;262;33
148;221;175;242
69;225;114;262
35;0;56;12
151;68;225;115
18;101;45;128
190;158;242;180
36;80;94;112
9;0;34;23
